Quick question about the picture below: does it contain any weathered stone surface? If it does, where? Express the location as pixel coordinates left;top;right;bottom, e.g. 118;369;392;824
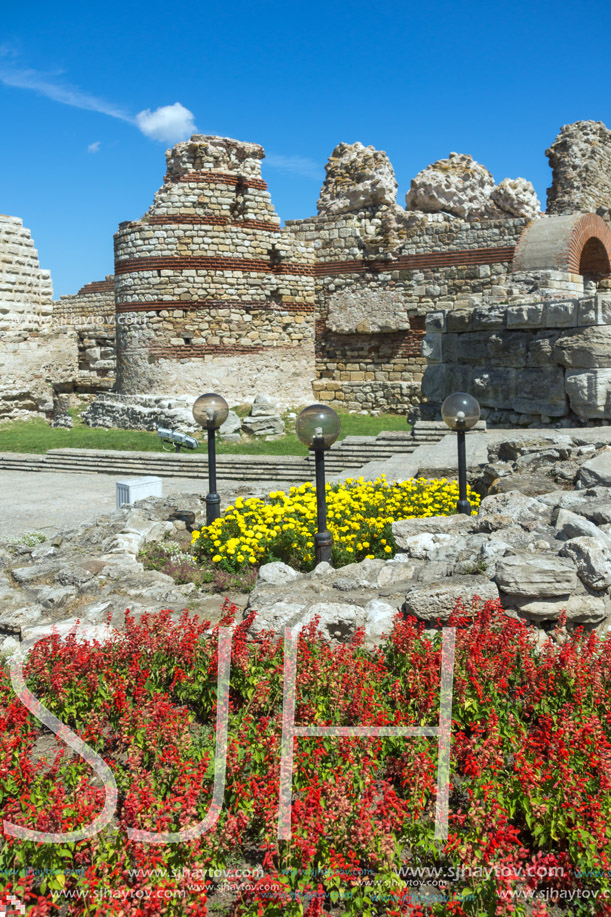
546;120;611;214
513;367;567;417
317;142;398;215
553;326;611;369
559;537;611;591
477;492;553;529
566;369;611;419
392;514;472;549
578;450;611;488
327;289;410;334
249;394;278;417
554;508;611;545
403;577;499;622
405;153;497;220
220;410;242;436
257;562;302;586
241;415;284;437
495;554;577;597
488;473;559;496
515;593;609;623
490;177;541;219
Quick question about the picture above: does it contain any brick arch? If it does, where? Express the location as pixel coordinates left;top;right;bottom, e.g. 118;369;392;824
512;212;611;277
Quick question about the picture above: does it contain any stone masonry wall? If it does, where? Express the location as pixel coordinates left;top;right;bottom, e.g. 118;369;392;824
422;282;611;425
285;141;531;412
53;276;116;394
0;214;75;421
113;136;315;409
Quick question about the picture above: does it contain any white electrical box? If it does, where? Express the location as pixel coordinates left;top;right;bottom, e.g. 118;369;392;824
116;476;163;509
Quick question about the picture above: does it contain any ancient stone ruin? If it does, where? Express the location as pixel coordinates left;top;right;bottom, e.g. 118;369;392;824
6;119;611;426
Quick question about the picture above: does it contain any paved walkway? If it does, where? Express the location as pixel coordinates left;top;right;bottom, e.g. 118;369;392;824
0;471;216;539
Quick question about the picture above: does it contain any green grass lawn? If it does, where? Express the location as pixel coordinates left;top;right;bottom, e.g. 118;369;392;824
0;410;410;456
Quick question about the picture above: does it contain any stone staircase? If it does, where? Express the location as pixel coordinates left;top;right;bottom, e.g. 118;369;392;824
0;423;450;484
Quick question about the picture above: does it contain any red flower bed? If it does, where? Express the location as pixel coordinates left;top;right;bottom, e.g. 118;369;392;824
1;600;611;915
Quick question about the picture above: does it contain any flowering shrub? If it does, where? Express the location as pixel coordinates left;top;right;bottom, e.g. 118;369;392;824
1;602;611;915
191;477;480;572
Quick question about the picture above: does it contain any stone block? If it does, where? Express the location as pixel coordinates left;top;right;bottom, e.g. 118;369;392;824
544;299;578;328
456;333;490;365
513;367;567;417
425;311;445;333
446;310;471;332
422;334;442;363
471;368;517;409
565;369;611;420
421;364;447;402
506;302;544;329
578;296;611;326
527;330;562;367
486;331;532;368
471;305;506;330
495;553;577;597
441;332;458;363
553;325;611;369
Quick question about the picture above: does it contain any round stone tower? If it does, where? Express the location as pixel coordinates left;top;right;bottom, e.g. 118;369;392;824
113;135;315;406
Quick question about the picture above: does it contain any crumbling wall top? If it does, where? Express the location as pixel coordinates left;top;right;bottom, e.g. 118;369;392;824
316;141;399;215
164;134;266;181
546;121;611;215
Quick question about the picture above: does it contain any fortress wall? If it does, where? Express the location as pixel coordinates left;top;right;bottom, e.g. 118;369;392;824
286;206;527;413
113;136;315;408
53;276;116;393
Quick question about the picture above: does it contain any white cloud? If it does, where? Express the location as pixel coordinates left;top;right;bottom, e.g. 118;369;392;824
0;49;196;145
264;154;321;180
135;103;196;143
88;140;101;153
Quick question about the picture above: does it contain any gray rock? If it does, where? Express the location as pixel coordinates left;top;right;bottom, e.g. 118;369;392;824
558;537;611;590
11;562;60;584
553;326;611;369
403;576;499;622
554;508;611;545
363;599;397;643
476;491;553;530
396;532;455;560
220;410;242;435
249;394;278;417
257;562;302;586
495;554;577;597
488;473;559;496
578;450;611;488
331;557;385;591
515;592;609;624
303;603;362;641
318;141;398;215
566;369;611;420
34;585;77;610
392;514;472;549
241;415;285;437
0;603;45;634
575;501;611;525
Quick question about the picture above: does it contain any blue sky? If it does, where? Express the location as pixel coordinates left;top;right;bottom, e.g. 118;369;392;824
2;0;611;297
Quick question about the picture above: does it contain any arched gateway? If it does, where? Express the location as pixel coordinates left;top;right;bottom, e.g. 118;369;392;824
512;212;611;279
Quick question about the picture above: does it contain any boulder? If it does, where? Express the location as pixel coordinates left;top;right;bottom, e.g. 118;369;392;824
249;394;278;417
257;562;302;586
515;593;609;624
403;576;499;623
317;141;399;215
554;508;611;545
241;415;284;437
495;554;577;597
577;450;611;488
219;410;242;435
477;492;553;530
558;537;611;591
392;514;473;549
488;473;559;497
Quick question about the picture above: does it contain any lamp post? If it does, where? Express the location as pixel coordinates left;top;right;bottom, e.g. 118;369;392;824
441;391;480;516
295;404;341;565
193;393;229;525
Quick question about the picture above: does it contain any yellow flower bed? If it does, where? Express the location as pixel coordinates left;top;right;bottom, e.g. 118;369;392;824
191;476;480;573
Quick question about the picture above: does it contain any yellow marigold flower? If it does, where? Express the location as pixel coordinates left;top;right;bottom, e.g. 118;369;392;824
212;555;221;563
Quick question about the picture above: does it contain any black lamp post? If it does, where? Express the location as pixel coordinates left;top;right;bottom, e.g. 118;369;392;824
441;392;481;516
295;404;341;566
193;393;229;525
